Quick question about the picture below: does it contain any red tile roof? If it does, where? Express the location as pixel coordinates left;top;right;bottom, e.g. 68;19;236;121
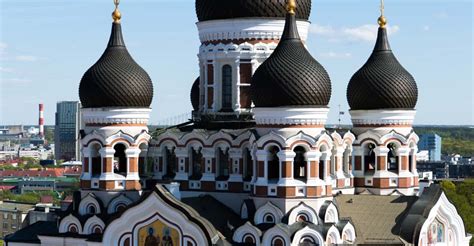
0;169;64;178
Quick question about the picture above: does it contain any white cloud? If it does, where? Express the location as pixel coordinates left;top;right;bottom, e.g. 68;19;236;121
310;24;400;43
319;52;352;59
15;55;39;62
0;42;7;55
0;78;32;85
0;67;14;73
423;25;430;31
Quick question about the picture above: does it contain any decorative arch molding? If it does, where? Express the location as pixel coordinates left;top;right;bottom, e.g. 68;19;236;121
102;186;218;245
288;202;318;225
179;130;208;146
254;202;284;225
207;130;235;146
59;214;83;234
79;193;101;216
105;130;151;147
84;215;105;235
342;131;356;146
256;131;286;149
262;225;291;246
315;132;334;150
151;130;180;146
354;130;383;146
417;193;471;245
286;131;317;149
342;222;356;243
320;202;339;224
380;131;408;146
82;130;106;147
330;132;344;147
107;194;133;214
292;226;325;246
326;225;342;245
406;132;420;146
233;221;262;246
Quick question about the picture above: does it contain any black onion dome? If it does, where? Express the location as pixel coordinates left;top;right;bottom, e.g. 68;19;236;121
347;27;418;110
191;77;200;110
79;23;153;108
196;0;311;22
251;12;332;107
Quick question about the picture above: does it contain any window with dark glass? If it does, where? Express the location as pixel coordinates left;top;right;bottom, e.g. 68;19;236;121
221;65;233;110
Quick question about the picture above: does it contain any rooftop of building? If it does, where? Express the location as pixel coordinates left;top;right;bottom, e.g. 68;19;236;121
0;201;36;212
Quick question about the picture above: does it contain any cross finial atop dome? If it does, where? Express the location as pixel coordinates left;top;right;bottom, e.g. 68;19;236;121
287;0;296;15
378;0;387;28
112;0;122;23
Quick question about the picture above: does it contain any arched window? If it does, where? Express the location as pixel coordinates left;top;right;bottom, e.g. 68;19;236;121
87;204;97;215
387;143;398;172
364;143;376;174
190;147;203;180
217;147;230;179
68;224;78;233
299;236;317;246
221;65;233;110
243;148;253;181
297;213;309;222
294;146;307;180
90;143;101;177
243;234;255;244
164;147;177;179
264;213;275;223
272;237;285;246
267;146;280;182
93;225;102;234
115;203;127;213
114;143;127;175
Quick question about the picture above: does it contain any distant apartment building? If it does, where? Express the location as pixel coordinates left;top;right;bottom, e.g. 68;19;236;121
418;133;442;161
54;101;81;161
0;201;34;239
417;161;449;179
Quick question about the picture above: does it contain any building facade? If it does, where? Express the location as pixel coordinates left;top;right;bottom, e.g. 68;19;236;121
6;1;471;246
54;101;82;162
418;134;442;161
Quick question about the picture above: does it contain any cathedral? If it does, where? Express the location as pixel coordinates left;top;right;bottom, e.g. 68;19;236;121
5;0;471;245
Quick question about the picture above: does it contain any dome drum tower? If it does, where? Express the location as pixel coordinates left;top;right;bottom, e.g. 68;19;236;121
192;0;312;129
347;9;419;196
78;3;153;194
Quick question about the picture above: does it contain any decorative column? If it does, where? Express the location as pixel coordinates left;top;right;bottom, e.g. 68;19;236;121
233;59;241;111
306;151;324;197
397;147;412;188
373;147;390;189
125;148;141;190
80;146;91;188
335;147;346;189
253;149;268;196
321;152;332;195
201;148;216;191
174;147;189;181
229;149;243;192
99;148;115;190
277;150;296;198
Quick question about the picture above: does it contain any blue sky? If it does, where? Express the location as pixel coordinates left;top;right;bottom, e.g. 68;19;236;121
0;0;472;126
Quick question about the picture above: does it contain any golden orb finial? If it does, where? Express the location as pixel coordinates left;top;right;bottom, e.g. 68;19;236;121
378;0;387;28
287;0;296;15
112;0;122;23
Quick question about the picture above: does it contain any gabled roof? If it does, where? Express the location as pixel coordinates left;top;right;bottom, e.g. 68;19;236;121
5;221;58;243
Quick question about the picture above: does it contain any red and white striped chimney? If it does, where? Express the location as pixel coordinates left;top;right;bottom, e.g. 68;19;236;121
39;103;44;138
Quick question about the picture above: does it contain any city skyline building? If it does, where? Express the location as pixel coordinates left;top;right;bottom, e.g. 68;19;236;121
418;133;442;161
54;101;81;162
